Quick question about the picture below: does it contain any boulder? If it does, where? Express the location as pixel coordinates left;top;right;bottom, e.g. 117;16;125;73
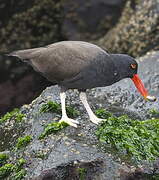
0;51;159;179
62;0;126;40
98;0;159;57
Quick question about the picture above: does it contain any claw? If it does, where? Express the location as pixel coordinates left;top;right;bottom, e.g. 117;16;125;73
90;117;104;125
59;117;79;128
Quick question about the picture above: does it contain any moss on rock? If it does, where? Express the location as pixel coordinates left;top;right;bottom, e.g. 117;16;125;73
39;121;69;139
40;101;80;118
0;158;27;179
0;163;14;179
0;108;25;124
16;135;32;149
96;112;159;162
0;153;9;166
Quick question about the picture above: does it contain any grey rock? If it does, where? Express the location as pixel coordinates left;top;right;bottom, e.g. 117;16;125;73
1;51;159;179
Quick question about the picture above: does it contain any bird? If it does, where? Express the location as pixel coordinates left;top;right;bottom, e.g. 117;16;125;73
7;41;156;127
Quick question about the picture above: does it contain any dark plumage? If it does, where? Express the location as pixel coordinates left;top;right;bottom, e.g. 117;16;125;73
9;41;137;90
8;41;156;127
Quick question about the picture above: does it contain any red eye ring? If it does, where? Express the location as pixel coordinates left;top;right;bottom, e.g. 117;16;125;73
131;64;136;69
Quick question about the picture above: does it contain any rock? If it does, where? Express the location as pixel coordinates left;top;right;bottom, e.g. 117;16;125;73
62;0;126;41
0;51;159;179
0;0;126;52
98;0;159;57
0;69;51;115
0;0;65;52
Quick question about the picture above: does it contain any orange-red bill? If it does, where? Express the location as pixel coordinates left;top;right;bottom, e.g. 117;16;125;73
131;74;148;99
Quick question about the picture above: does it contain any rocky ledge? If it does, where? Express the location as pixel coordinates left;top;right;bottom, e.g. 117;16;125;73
0;51;159;180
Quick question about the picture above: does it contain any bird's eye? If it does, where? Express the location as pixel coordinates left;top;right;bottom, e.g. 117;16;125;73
130;64;137;69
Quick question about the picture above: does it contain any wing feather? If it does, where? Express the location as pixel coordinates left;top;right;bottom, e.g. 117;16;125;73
8;41;109;83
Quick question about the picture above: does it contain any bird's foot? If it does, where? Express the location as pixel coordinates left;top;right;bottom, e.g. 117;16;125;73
59;116;79;128
90;116;104;125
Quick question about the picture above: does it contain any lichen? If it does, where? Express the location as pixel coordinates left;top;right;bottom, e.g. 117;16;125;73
16;135;32;149
96;111;159;162
39;121;69;139
40;101;80;118
0;108;25;124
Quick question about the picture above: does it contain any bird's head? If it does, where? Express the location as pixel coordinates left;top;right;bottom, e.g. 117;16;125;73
111;54;156;102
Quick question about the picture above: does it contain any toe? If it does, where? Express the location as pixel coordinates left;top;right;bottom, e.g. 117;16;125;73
90;118;104;125
59;118;79;128
70;119;80;124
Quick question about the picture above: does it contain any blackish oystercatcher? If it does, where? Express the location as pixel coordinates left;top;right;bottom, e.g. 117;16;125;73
8;41;156;127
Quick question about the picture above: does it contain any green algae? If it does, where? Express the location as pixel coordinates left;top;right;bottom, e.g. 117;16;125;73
12;169;27;180
40;101;61;114
0;158;27;179
11;159;27;180
16;135;32;149
39;121;69;139
0;153;9;166
16;159;26;170
0;108;25;124
77;167;87;180
95;109;112;119
40;101;80;118
95;109;159;162
0;163;14;179
149;108;159;118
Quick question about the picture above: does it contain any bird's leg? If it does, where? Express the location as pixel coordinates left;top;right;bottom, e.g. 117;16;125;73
59;91;79;128
79;92;104;124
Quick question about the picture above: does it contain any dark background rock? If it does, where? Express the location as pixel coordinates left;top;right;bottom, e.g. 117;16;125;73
62;0;126;40
98;0;159;57
0;0;65;115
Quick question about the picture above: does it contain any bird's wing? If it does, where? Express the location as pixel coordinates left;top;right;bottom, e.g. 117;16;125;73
8;41;109;82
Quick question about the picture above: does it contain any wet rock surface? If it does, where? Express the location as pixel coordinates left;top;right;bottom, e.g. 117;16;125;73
0;52;159;179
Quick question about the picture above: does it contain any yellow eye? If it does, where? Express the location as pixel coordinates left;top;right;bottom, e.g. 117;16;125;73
131;64;137;69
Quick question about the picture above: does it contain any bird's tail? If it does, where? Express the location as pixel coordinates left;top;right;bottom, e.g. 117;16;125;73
6;47;42;60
